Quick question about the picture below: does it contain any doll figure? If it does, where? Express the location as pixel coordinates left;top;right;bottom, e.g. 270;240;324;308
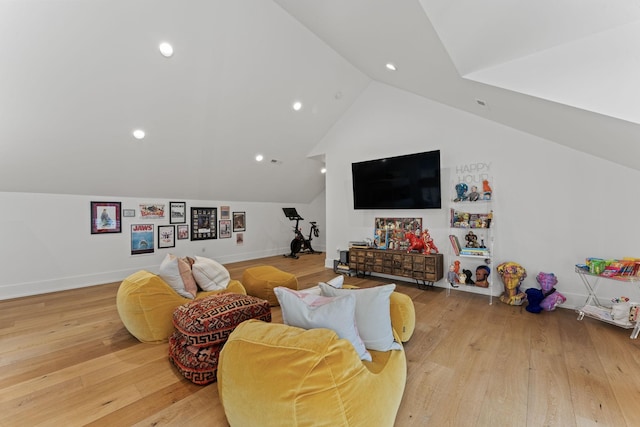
468;186;479;201
447;264;459;288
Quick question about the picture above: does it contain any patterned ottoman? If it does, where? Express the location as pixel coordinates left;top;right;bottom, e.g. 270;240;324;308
169;293;271;385
242;265;298;306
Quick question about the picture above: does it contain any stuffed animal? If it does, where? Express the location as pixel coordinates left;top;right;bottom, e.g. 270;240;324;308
537;272;566;311
497;261;527;305
462;269;474;285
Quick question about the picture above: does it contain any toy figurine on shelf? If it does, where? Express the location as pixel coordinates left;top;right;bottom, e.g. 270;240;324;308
482;179;492;200
465;231;479;248
454;183;468;202
448;264;459;288
462;269;474;285
475;265;490;288
468;186;480;201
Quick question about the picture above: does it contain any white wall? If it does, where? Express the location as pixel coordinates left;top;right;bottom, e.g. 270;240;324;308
0;192;325;300
320;82;640;309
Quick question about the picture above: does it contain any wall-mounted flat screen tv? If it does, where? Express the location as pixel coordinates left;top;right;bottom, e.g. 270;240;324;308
351;150;441;210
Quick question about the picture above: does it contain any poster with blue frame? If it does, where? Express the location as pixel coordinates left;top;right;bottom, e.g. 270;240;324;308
131;224;154;255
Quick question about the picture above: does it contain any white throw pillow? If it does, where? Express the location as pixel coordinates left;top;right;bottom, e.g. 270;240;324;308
304;275;345;296
158;254;196;299
319;282;401;352
274;287;371;362
191;256;230;291
326;275;344;288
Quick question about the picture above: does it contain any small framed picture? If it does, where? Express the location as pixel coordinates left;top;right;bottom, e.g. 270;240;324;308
91;201;122;234
158;225;176;249
170;201;186;224
139;203;165;219
123;209;136;218
131;224;154;255
177;224;189;240
219;219;232;238
191;207;217;240
220;206;230;220
233;211;246;232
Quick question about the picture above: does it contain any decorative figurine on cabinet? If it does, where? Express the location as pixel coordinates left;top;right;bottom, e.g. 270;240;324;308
421;229;439;254
497;261;527;305
405;231;427;253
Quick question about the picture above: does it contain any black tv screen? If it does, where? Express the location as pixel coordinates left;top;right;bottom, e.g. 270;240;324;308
351;150;441;210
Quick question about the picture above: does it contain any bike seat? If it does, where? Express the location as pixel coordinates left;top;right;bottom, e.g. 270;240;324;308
310;221;316;225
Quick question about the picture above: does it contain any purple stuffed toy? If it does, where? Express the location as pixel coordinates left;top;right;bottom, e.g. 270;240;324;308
537;272;566;311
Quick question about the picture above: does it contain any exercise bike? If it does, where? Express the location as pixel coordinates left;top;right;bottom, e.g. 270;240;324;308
282;208;320;259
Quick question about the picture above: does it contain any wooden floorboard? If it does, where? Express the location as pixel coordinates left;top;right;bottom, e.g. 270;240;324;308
1;254;640;426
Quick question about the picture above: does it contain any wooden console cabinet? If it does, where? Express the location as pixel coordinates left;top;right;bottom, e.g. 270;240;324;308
348;247;443;286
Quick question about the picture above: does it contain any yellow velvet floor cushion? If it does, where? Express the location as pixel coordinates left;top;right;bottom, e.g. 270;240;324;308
217;319;406;427
116;270;246;343
389;291;416;342
242;265;298;306
341;284;416;342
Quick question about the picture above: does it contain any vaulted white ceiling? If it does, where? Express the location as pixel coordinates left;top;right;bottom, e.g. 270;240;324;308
1;0;638;203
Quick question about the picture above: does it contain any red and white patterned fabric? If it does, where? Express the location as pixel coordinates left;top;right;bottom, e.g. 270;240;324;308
169;293;271;385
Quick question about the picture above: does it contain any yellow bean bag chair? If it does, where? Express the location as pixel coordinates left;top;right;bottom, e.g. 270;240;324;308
242;265;298;306
116;270;246;343
341;284;415;342
218;319;406;427
389;290;416;342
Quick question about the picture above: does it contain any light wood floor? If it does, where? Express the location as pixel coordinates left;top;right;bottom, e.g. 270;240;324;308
2;254;640;426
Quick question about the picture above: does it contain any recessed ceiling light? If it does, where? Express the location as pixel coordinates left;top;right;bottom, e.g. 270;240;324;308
292;101;302;111
133;129;145;140
159;42;174;58
255;154;264;162
321;167;327;174
385;63;397;71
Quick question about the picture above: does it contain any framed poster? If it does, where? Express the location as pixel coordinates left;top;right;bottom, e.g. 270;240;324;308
169;201;186;224
177;224;189;240
220;205;230;220
191;207;217;240
131;224;154;255
91;201;121;234
233;211;246;232
374;217;422;251
219;219;231;238
122;209;136;218
158;225;176;249
139;203;165;219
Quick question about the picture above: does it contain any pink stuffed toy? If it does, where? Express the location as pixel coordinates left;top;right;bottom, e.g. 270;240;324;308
537;272;566;311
